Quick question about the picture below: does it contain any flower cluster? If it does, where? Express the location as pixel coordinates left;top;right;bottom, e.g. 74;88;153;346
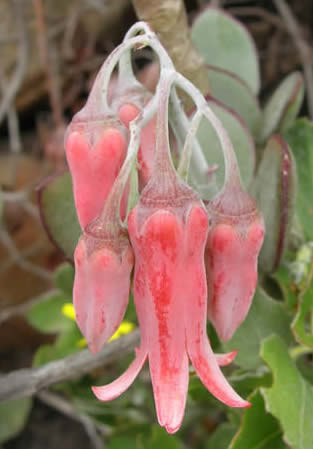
65;23;264;434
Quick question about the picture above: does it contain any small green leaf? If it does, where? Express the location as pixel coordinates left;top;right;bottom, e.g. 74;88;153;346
252;135;297;273
53;262;75;297
38;171;81;260
284;118;313;240
261;335;313;449
191;7;260;93
0;397;32;443
147;426;184;449
258;72;304;144
230;390;287;449
26;292;72;334
106;436;139;449
273;265;298;310
207;66;261;135
292;272;313;348
193;97;255;197
33;325;83;366
229;368;272;399
223;287;293;370
207;422;237;449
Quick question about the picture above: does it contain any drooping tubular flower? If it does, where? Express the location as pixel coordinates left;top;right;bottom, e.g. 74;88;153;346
205;185;264;342
73;216;134;354
201;113;264;341
92;74;249;434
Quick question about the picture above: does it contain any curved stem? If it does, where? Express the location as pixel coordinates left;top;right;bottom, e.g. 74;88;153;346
175;73;242;188
100;92;160;229
177;109;203;180
118;22;152;87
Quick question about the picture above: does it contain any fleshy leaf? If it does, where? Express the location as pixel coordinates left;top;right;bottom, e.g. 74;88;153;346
38;171;81;260
284;118;313;240
0;398;32;444
291;263;313;348
230;390;288;449
147;426;184;449
207;65;261;135
33;324;82;366
252;135;297;273
191;7;260;93
223;287;293;370
258;71;304;144
207;423;237;449
192;97;255;197
26;292;72;334
261;335;313;449
53;262;75;297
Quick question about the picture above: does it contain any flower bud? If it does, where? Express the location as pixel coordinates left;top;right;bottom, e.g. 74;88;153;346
205;186;264;341
73;217;134;354
65;120;128;229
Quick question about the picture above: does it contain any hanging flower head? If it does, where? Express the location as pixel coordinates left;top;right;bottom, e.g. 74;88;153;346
92;73;249;434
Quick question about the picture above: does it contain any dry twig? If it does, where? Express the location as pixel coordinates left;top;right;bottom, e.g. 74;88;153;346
0;226;53;281
0;289;59;325
0;329;140;402
274;0;313;119
0;0;29;125
132;0;210;102
37;390;109;449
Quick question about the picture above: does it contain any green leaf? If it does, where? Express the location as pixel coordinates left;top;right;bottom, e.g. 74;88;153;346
273;265;298;310
106;436;139;449
284;118;313;240
228;368;272;399
223;287;293;370
259;71;304;144
0;397;32;443
207;66;261;135
26;292;72;334
33;324;82;366
53;262;75;297
252;135;297;273
206;422;237;449
230;390;287;449
38;171;81;260
292;272;313;348
261;335;313;449
191;7;260;93
147;426;184;449
193;97;255;197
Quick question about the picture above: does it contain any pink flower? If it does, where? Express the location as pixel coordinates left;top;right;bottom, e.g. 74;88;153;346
92;197;248;433
74;219;134;354
66;121;127;229
92;76;249;433
205;187;265;341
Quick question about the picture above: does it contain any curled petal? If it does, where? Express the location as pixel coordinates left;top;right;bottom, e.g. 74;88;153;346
92;346;147;401
188;335;250;408
215;350;238;366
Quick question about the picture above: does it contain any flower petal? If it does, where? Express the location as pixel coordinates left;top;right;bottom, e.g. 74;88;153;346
129;209;189;433
188;335;250;408
92;346;147;401
215;350;238;366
